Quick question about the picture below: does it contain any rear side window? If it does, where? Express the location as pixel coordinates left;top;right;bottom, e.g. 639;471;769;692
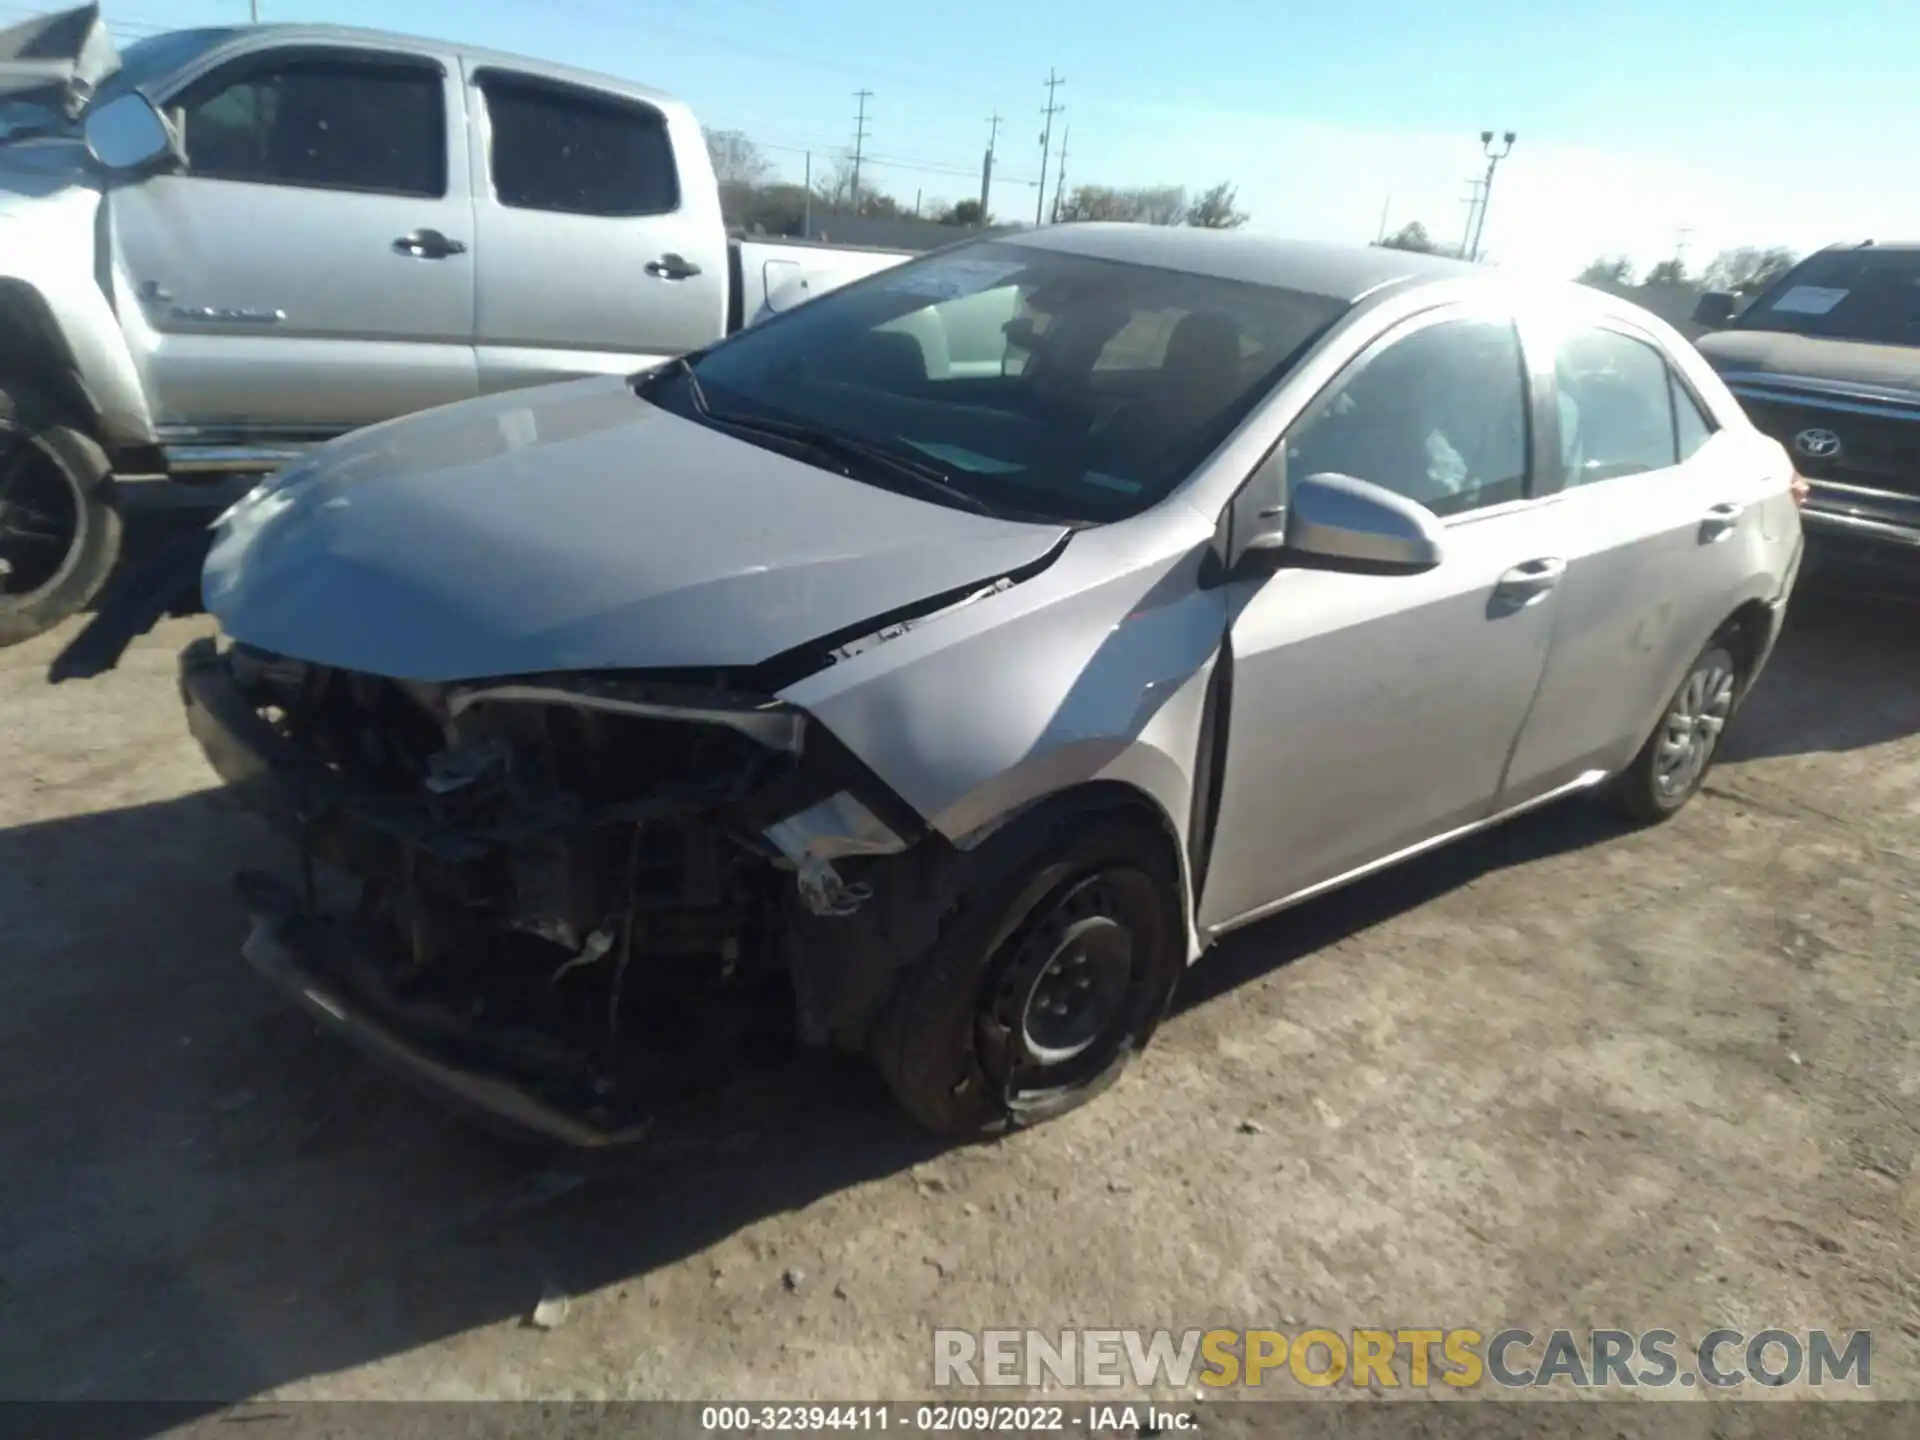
1672;372;1716;461
480;72;678;217
176;51;446;198
1555;327;1681;485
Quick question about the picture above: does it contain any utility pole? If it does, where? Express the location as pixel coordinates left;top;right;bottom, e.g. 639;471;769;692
849;90;872;213
1036;69;1064;227
979;112;1000;221
1467;129;1515;262
1674;225;1694;273
1376;194;1391;244
250;0;260;19
1457;177;1485;259
1050;124;1070;223
803;151;812;239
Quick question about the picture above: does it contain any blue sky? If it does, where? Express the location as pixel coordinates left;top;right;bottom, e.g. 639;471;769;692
20;0;1920;275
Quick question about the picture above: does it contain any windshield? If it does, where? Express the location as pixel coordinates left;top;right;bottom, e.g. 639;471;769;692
1733;247;1920;346
660;240;1348;524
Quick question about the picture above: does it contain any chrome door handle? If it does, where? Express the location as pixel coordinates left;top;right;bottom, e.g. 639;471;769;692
1493;556;1567;606
1699;501;1743;543
393;228;466;259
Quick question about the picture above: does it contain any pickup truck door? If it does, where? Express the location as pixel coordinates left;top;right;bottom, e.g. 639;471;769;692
109;40;478;438
464;65;730;393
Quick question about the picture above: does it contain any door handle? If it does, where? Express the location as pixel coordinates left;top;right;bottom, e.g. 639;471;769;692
1698;501;1743;544
1492;556;1567;607
646;253;702;280
393;228;467;260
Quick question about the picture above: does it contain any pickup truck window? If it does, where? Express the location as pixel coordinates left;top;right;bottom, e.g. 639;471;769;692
173;50;445;199
669;241;1347;524
478;71;678;218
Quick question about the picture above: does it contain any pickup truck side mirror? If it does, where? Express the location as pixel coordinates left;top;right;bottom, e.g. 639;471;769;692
83;91;183;174
1241;471;1445;574
1692;290;1738;329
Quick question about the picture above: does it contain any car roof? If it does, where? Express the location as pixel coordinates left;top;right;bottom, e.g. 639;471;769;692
154;21;680;110
1006;224;1480;302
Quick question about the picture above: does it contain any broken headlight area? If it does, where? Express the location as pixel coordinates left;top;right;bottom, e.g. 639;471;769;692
191;638;926;1137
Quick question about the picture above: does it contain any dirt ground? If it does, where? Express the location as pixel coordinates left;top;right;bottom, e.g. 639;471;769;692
1;553;1916;1422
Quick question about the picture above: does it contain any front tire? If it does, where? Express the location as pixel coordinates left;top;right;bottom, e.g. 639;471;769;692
0;384;122;648
871;814;1185;1138
1608;634;1742;824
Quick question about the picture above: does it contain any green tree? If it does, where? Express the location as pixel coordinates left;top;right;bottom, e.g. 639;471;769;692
938;198;988;226
1186;181;1249;229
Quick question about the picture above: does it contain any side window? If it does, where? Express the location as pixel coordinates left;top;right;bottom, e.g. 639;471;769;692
1285;316;1529;519
1672;370;1716;461
480;73;678;217
1554;327;1680;485
176;52;445;197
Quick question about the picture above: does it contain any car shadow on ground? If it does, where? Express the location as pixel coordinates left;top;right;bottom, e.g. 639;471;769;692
1717;575;1920;764
0;576;1907;1427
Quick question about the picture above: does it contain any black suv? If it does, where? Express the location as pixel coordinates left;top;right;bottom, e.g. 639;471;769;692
1693;241;1920;583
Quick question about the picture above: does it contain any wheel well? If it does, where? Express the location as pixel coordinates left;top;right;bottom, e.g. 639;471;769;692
0;280;97;436
1720;598;1774;690
980;780;1193;928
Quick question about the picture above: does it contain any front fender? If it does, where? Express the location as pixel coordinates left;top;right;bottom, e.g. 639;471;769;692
0;182;155;448
780;509;1227;958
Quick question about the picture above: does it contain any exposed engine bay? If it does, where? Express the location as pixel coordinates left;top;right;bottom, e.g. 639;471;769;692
186;636;947;1140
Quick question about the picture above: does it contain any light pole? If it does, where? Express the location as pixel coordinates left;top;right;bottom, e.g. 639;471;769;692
1467;129;1515;262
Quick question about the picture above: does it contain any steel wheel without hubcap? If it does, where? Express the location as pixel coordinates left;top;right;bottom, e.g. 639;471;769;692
1653;653;1736;802
0;428;83;602
984;869;1159;1111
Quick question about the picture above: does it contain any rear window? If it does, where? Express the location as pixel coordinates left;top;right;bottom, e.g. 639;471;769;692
479;71;678;217
670;242;1349;524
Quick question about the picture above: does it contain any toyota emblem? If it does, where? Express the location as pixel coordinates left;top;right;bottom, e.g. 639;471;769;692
1793;427;1843;460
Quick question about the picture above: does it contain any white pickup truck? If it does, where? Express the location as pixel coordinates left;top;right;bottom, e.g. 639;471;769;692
0;5;909;644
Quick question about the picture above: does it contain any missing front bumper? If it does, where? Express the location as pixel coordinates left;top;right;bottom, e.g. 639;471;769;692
236;871;651;1147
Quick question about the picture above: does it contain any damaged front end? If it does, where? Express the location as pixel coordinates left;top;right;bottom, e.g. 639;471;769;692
180;636;933;1144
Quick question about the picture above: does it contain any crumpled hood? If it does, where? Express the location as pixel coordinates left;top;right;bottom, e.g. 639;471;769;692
204;376;1069;683
1696;328;1920;400
0;6;117;114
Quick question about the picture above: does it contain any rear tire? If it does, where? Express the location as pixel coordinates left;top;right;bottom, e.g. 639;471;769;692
0;383;122;648
1607;632;1743;824
870;812;1185;1139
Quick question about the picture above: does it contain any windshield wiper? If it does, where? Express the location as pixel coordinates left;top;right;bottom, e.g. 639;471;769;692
683;385;1001;517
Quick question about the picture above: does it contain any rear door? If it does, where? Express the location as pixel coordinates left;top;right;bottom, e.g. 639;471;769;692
111;41;478;434
1199;306;1569;931
465;66;729;392
1500;319;1758;802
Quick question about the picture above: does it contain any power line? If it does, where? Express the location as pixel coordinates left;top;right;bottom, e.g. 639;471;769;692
1036;68;1064;227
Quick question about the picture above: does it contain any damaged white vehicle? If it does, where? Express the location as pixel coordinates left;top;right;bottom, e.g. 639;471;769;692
87;227;1803;1141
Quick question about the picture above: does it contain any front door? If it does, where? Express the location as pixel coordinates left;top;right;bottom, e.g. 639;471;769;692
1199;307;1566;931
111;41;478;435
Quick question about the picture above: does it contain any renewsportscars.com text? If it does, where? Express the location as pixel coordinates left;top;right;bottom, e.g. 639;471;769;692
933;1327;1873;1390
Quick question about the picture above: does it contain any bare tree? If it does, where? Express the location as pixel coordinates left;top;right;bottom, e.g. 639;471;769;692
1577;256;1635;285
1186;181;1249;229
937;198;988;227
1054;183;1189;225
1643;257;1689;288
704;129;770;188
1375;221;1439;254
1702;246;1798;296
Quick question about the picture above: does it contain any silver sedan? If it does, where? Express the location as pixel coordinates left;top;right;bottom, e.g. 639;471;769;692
163;225;1805;1140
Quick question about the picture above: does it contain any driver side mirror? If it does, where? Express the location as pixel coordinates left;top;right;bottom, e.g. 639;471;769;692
1241;471;1445;573
83;91;184;174
1692;290;1738;329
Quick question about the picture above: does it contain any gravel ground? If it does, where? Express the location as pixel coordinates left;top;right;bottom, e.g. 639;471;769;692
0;564;1915;1426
